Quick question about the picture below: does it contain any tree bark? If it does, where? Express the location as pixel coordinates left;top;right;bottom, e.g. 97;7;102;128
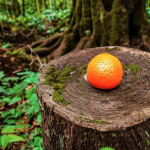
32;0;150;60
37;46;150;150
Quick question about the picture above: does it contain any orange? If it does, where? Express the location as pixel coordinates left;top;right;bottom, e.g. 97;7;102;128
87;53;123;89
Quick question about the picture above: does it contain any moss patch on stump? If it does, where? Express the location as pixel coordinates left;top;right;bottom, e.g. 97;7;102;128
44;65;76;106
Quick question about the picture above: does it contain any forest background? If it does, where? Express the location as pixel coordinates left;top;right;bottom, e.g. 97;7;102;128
0;0;150;149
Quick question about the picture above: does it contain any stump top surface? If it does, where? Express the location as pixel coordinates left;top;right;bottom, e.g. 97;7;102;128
37;46;150;131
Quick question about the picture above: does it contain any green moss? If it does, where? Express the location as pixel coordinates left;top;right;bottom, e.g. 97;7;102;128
77;116;84;121
124;64;141;77
53;91;64;102
56;66;75;82
90;120;108;124
60;66;76;76
76;112;84;116
77;64;88;77
43;81;51;85
112;133;116;137
106;48;113;52
51;82;65;92
91;133;95;136
56;76;69;83
62;100;69;106
76;116;109;124
106;47;120;52
44;65;76;106
53;70;61;77
63;61;69;67
115;47;120;50
46;65;55;74
77;65;87;73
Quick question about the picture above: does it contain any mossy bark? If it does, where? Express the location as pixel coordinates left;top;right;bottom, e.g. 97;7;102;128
32;0;150;59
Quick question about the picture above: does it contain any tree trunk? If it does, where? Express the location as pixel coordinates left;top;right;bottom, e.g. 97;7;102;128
32;0;150;60
36;46;150;150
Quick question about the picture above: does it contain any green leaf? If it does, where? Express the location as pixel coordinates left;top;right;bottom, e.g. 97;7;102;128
0;87;7;94
36;112;41;123
7;134;24;143
7;88;16;95
33;73;39;84
1;97;12;103
17;71;31;76
0;136;2;147
2;42;9;48
3;114;16;122
13;82;28;93
1;108;15;118
5;119;16;125
33;147;43;150
3;77;18;82
9;96;21;105
1;134;9;149
28;93;38;105
145;130;149;138
30;128;42;139
32;136;43;147
16;103;27;111
2;126;17;134
16;111;23;117
0;71;4;79
23;72;36;84
25;86;36;99
34;103;40;113
21;133;28;139
1;124;31;134
26;105;35;115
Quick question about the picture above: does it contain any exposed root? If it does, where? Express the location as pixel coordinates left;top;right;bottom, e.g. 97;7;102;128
141;35;150;51
47;33;75;59
35;35;63;55
72;36;90;52
31;40;46;48
39;33;62;48
84;35;94;49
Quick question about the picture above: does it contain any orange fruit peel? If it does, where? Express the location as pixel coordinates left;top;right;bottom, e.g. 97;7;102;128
87;53;123;89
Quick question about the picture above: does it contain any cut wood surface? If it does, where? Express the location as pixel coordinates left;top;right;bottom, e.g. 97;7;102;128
36;46;150;150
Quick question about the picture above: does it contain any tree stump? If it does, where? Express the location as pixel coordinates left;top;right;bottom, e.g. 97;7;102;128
36;46;150;150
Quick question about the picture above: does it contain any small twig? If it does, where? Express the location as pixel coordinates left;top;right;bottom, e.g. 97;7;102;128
13;69;22;74
27;45;46;69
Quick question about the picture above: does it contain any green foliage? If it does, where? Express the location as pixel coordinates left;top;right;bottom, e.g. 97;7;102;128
146;7;150;24
0;70;42;149
1;134;24;149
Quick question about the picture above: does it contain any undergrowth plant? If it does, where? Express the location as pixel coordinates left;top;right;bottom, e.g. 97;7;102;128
146;7;150;24
0;70;42;150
